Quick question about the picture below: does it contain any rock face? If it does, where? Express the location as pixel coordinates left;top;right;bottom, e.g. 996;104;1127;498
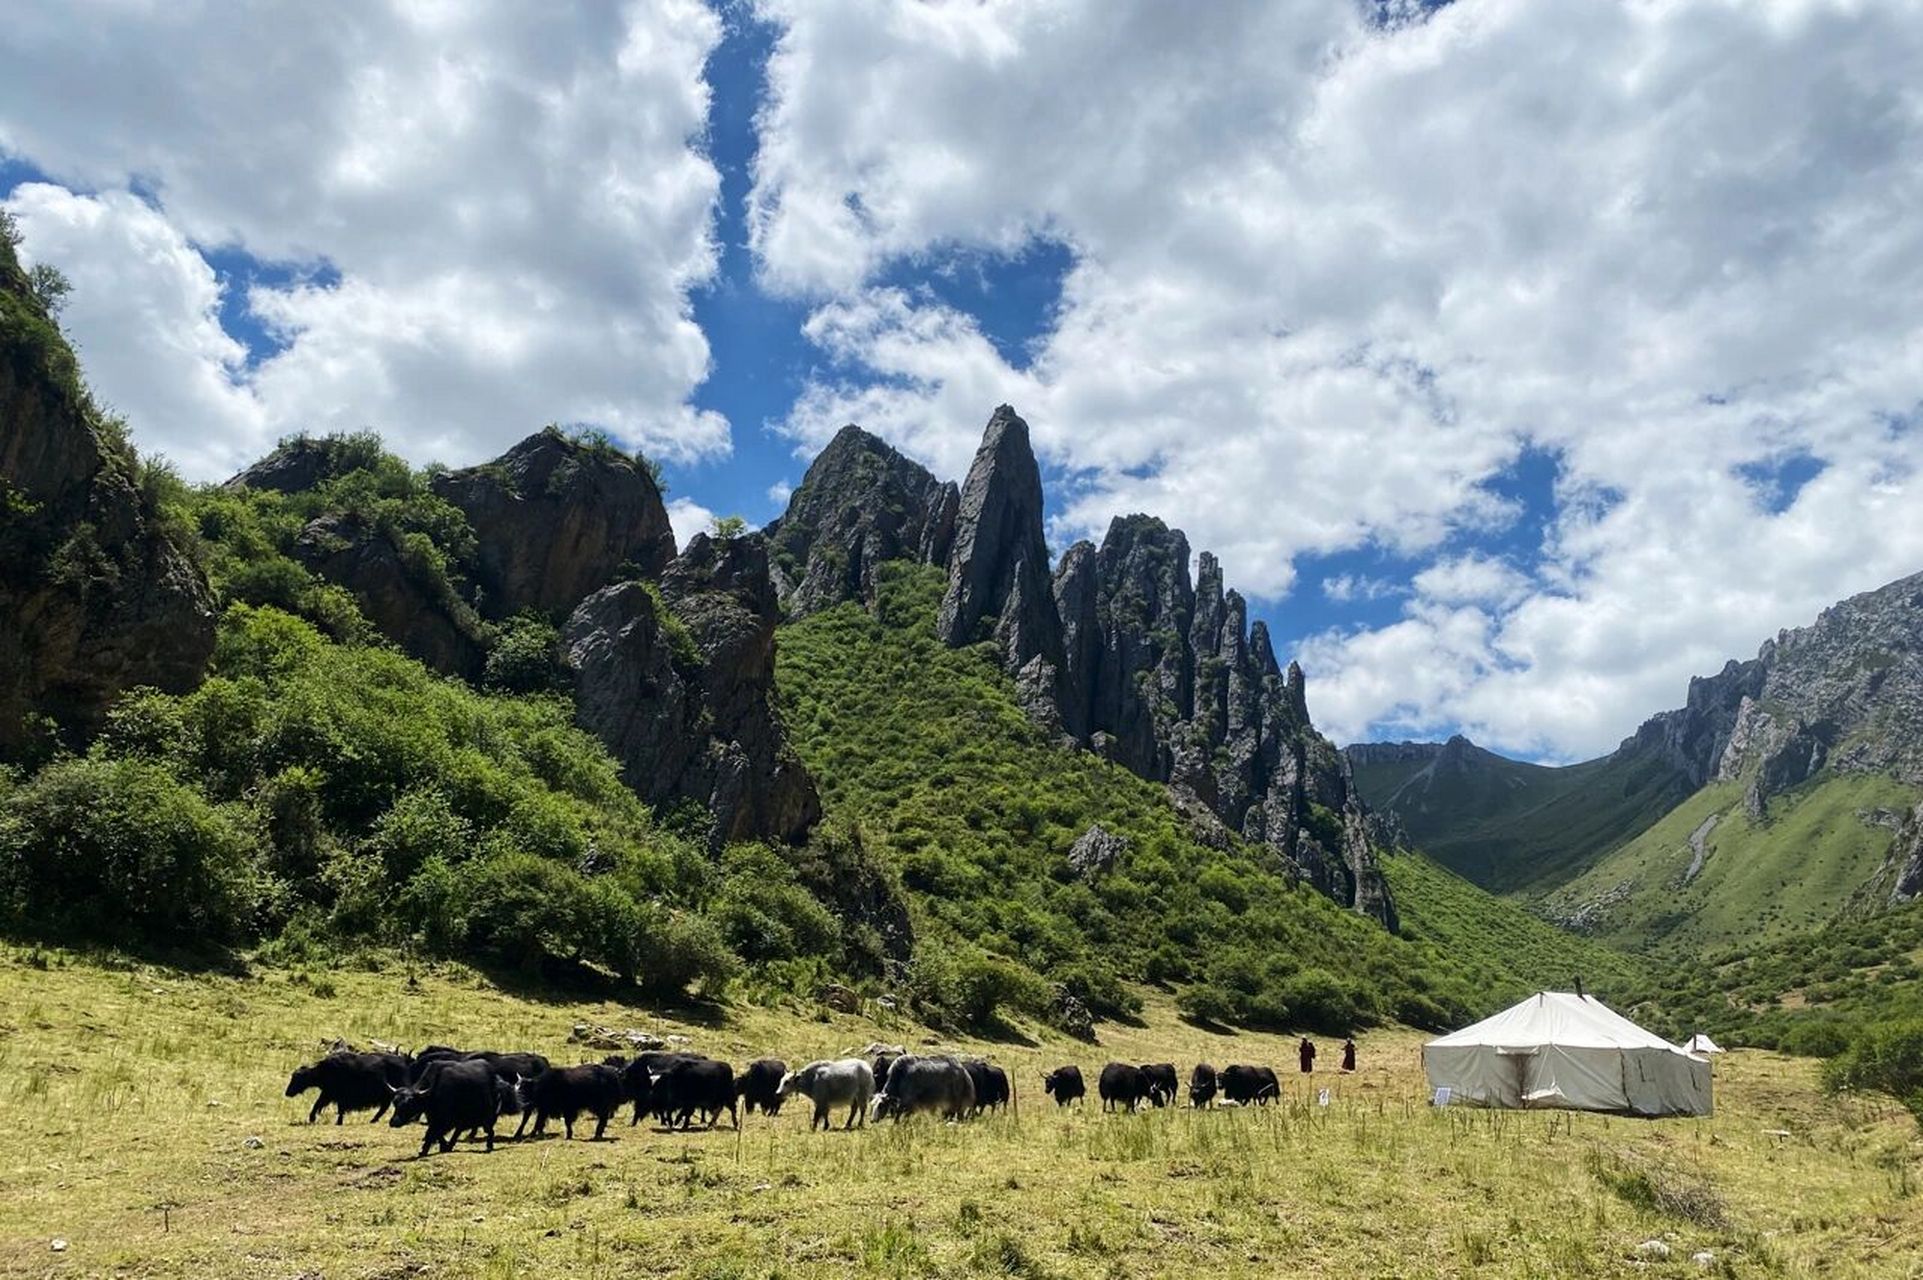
1066;824;1128;882
1052;520;1394;925
937;407;1065;722
775;405;1394;926
291;512;490;680
430;429;675;620
764;424;959;617
0;241;215;753
1703;572;1923;812
563;532;820;849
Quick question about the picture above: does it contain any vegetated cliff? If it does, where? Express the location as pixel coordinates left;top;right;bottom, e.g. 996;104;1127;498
430;428;676;619
771;406;1394;927
764;423;958;617
0;235;214;755
564;531;821;850
221;428;819;848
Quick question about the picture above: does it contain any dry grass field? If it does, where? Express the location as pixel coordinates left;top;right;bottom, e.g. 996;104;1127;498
2;948;1919;1279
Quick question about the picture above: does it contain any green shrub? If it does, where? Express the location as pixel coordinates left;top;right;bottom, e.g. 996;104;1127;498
0;756;271;946
483;613;567;693
710;845;841;965
1176;983;1239;1026
1823;1020;1923;1123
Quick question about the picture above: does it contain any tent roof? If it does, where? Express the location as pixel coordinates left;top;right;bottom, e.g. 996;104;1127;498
1685;1033;1725;1053
1427;992;1684;1053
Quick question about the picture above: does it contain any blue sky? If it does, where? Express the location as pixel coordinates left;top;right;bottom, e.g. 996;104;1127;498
3;0;1918;761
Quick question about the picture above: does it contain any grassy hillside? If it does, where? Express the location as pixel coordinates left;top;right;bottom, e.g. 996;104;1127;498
777;563;1636;1033
1634;898;1923;1053
1349;741;1689;895
1541;772;1919;955
5;948;1920;1279
1380;851;1642;1006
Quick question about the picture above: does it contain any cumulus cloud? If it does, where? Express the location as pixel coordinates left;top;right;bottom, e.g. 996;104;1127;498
5;185;266;478
748;0;1923;758
0;0;728;479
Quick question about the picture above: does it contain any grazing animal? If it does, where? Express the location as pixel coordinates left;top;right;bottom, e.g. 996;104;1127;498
872;1050;903;1084
650;1057;738;1130
1042;1065;1086;1107
517;1064;623;1140
736;1058;789;1116
286;1052;408;1124
469;1051;550;1082
777;1059;875;1130
968;1061;1010;1113
872;1055;974;1122
389;1059;501;1155
622;1052;704;1125
1139;1062;1178;1108
1189;1063;1219;1108
1221;1063;1280;1106
1098;1062;1155;1113
405;1046;465;1084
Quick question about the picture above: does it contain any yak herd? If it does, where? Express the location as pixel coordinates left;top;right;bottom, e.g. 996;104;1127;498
286;1044;1294;1157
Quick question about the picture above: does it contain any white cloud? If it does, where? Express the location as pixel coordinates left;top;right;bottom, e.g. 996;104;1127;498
748;0;1923;758
1410;554;1529;610
1322;574;1403;605
665;497;720;552
765;479;794;506
4;185;267;478
0;0;728;479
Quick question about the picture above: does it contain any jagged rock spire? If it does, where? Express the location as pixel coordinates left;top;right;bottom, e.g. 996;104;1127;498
937;406;1065;699
765;424;959;617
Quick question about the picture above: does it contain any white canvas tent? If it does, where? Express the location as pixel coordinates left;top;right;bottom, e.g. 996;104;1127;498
1684;1033;1725;1055
1423;992;1712;1117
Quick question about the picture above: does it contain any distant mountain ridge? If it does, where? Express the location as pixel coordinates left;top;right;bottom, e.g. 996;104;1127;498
1349;568;1923;948
1344;735;1690;893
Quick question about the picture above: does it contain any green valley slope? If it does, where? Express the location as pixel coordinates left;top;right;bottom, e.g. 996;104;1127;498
1542;771;1919;953
776;562;1639;1029
1347;736;1691;893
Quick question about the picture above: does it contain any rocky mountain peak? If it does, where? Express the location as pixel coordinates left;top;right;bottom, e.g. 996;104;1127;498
937;406;1064;707
429;428;675;621
223;433;383;496
760;402;1398;926
765;423;958;617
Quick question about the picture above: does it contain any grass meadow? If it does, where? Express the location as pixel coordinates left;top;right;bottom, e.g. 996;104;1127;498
2;949;1920;1279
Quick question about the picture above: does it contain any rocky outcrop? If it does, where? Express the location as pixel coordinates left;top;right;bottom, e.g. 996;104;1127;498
1649;570;1923;815
563;532;820;849
223;433;379;496
1050;518;1394;926
291;512;489;680
1626;657;1768;791
0;240;215;753
764;424;958;617
772;404;1396;927
1066;824;1128;882
429;429;675;620
937;407;1065;719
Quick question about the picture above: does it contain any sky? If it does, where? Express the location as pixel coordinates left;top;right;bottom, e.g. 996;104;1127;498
3;0;1921;764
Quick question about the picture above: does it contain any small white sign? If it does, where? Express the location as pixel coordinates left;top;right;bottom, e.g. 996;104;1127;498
1431;1086;1452;1107
1317;1088;1331;1107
